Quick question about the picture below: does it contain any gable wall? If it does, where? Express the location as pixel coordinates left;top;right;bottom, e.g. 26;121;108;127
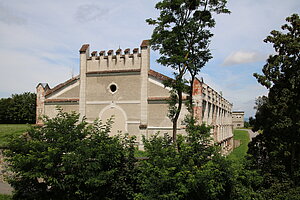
86;74;141;101
148;78;170;97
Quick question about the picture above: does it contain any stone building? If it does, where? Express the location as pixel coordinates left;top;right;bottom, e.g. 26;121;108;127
232;111;245;128
36;40;233;151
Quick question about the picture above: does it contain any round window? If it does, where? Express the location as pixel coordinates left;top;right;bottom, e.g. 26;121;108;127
109;83;117;93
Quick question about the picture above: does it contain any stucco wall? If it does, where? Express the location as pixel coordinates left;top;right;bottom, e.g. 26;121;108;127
56;84;79;99
86;75;141;102
148;81;169;97
44;104;79;119
148;102;189;128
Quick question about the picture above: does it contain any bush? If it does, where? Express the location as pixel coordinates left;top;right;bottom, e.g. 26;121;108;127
135;123;235;200
4;109;137;200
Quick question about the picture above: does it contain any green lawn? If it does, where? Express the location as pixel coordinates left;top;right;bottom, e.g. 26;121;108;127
227;130;250;162
0;124;31;148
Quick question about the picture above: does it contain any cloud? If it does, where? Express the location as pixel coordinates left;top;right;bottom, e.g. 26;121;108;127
223;51;267;66
0;3;27;25
0;49;73;96
74;4;110;23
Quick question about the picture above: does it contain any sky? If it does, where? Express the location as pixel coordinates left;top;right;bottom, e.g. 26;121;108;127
0;0;299;118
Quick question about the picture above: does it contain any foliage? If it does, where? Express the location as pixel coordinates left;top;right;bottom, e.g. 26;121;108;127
243;121;250;128
248;116;255;128
135;123;237;200
228;160;264;200
227;130;249;163
0;92;36;124
0;194;12;200
0;124;30;148
147;0;229;141
248;13;300;199
0;98;12;124
4;109;137;200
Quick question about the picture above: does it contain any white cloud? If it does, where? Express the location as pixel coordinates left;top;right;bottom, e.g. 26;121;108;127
74;4;111;23
223;51;267;66
0;49;72;95
0;3;27;25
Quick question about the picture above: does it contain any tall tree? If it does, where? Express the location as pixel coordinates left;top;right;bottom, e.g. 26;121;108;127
248;13;300;198
0;97;12;123
147;0;229;142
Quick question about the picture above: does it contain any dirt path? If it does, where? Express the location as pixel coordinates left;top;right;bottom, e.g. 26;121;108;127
0;181;12;195
0;150;13;195
239;129;258;141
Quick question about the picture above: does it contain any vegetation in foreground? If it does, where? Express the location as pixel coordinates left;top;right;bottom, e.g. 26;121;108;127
0;124;31;148
4;109;240;200
227;130;249;162
0;194;12;200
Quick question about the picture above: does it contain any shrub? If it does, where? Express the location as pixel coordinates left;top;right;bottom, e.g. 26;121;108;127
4;109;137;200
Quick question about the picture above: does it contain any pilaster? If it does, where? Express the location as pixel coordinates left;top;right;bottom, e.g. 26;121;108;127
79;44;89;120
140;40;150;141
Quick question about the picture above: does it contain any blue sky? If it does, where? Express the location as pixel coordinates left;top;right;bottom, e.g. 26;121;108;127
0;0;299;118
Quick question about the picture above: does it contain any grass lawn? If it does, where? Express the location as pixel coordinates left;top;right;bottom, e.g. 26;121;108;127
0;194;12;200
227;129;250;162
0;124;31;148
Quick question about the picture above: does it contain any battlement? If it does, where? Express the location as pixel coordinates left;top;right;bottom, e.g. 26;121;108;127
80;40;150;72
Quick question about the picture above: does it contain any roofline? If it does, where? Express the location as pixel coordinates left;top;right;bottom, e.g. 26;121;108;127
45;76;79;97
148;69;171;82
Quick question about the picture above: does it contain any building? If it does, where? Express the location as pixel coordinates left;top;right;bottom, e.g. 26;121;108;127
36;40;233;151
232;111;245;128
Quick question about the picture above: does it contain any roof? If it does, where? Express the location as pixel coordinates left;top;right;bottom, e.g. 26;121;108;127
45;76;79;97
36;83;50;89
148;69;171;82
232;111;245;114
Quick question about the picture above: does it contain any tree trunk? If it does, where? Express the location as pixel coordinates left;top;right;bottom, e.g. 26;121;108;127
172;89;183;143
189;76;195;116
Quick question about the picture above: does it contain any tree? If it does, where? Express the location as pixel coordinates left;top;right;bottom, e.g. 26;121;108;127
4;109;137;200
147;0;229;142
248;116;255;127
135;123;237;200
0;97;12;123
244;121;250;128
0;92;36;124
248;13;300;198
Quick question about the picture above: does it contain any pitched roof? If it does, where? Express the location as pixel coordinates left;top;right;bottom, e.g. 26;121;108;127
148;69;171;82
36;83;50;90
45;76;79;97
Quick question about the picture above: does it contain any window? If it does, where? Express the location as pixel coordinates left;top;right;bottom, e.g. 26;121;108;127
108;83;118;94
